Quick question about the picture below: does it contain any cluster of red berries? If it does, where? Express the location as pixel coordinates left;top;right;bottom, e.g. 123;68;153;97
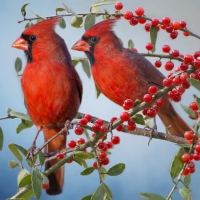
181;131;200;176
114;2;188;40
188;101;199;120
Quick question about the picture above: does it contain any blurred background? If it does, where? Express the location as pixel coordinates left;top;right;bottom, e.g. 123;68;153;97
0;0;200;199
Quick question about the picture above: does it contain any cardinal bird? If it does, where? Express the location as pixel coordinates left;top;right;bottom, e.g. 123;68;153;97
12;18;82;195
72;19;191;137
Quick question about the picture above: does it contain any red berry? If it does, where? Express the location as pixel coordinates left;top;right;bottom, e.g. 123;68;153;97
172;50;179;57
84;114;92;122
77;138;85;145
99;151;107;159
184;54;193;63
172;77;181;86
168;91;175;99
156;99;164;107
182;81;190;89
143;94;153;102
116;124;123;131
151;18;159;26
93;161;98;169
181;154;190;163
180;72;189;82
56;153;64;160
127;124;136;131
162;45;171;53
177;86;185;95
114;11;121;19
128;119;136;126
173;94;181;102
180;62;188;71
106;141;113;149
112;136;120;144
110;117;117;122
194;51;200;59
67;159;73;163
100;125;108;134
68;140;76;148
189;102;199;111
135;6;144;16
184;131;194;140
142;108;148;115
162;16;171;25
189;167;195;174
160;25;166;30
115;2;123;10
123;10;133;20
188;161;195;168
194;60;200;68
101;157;110;165
164;61;174;71
98;142;105;149
163;78;172;87
167;73;173;78
172;21;180;30
166;26;173;33
144;23;151;32
95;119;104;126
91;132;96;137
123;103;130;110
170;31;178;39
138;18;146;24
189;111;198;120
183;31;189;36
120;112;130;121
183;168;190;176
74;125;84;135
101;145;108;152
129;17;138;26
42;183;49;190
147;108;156;118
154;60;162;68
78;118;88;126
124;99;133;108
195;144;200;153
145;43;154;51
148;86;158;94
193;153;200;161
179;20;186;28
132;47;138;52
92;123;100;132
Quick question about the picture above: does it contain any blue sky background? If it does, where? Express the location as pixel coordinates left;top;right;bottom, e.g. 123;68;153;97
0;0;200;199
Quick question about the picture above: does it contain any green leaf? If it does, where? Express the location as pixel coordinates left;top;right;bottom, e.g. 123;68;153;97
194;95;200;110
150;26;157;53
32;168;43;200
102;15;110;20
19;173;31;188
73;157;88;168
91;6;101;13
8;144;23;162
181;104;196;118
183;174;191;188
17;119;33;134
100;167;107;181
9;160;20;168
7;108;32;121
170;147;184;179
39;172;49;184
139;193;165;200
80;167;94;175
187;78;200;91
56;7;65;14
107;163;125;176
72;59;79;67
81;195;93;200
74;151;95;159
179;188;192;200
15;57;22;73
84;129;90;141
21;3;29;16
20;188;35;199
95;84;101;98
132;114;145;125
92;0;116;7
81;60;91;78
25;21;33;29
71;16;83;28
92;183;113;200
36;18;43;23
0;127;3;150
18;169;30;187
128;39;134;49
60;0;76;14
59;18;66;29
39;151;45;166
84;14;96;30
12;143;28;156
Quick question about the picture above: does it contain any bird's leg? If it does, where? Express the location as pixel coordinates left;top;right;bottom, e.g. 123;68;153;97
144;117;158;145
108;122;113;139
26;126;43;160
65;120;74;134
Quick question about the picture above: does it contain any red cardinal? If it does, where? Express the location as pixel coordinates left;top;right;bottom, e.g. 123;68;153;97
72;19;191;137
12;18;82;195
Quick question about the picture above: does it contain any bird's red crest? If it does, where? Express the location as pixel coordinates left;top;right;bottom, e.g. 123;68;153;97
23;17;61;35
84;19;118;37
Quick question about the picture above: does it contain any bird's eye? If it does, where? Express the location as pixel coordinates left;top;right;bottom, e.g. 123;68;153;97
90;36;99;44
29;35;37;42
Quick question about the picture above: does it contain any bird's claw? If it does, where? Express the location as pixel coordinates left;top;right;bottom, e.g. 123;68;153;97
26;145;39;160
64;120;74;134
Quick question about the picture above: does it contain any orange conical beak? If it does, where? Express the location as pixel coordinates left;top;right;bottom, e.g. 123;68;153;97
72;40;90;52
12;37;28;50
